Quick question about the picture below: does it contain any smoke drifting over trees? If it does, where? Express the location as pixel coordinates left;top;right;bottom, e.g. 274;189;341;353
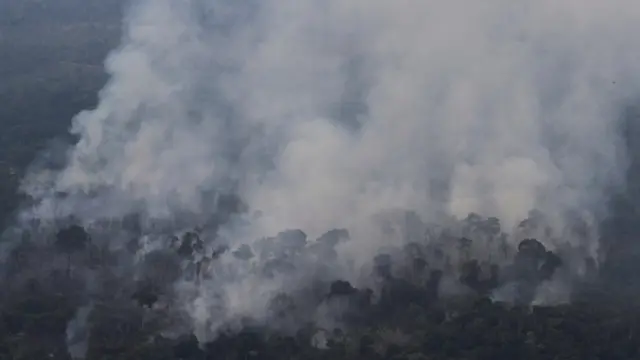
4;0;640;359
21;0;640;236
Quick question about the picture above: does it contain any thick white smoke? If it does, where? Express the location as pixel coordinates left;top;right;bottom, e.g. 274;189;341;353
22;0;639;239
15;0;640;343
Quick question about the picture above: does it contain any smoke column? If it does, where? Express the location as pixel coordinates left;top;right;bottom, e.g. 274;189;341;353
14;0;640;342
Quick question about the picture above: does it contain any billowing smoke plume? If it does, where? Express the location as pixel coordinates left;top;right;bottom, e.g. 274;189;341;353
11;0;640;348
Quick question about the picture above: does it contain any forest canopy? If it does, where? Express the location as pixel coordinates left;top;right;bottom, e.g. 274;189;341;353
3;1;640;360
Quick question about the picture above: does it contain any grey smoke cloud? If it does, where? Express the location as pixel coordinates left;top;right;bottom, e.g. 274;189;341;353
15;0;640;343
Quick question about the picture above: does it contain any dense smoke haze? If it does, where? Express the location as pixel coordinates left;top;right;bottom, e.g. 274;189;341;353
8;0;640;352
21;0;640;249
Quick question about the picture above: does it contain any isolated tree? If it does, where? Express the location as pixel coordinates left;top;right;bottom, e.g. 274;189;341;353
277;229;307;257
329;280;357;297
374;253;393;279
55;224;90;277
317;228;350;247
177;230;203;260
131;281;159;309
458;237;473;261
233;244;254;261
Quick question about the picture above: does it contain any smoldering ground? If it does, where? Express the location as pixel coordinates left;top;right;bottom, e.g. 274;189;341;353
5;0;640;356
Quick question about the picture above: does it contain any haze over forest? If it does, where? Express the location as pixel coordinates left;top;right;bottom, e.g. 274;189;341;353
0;0;123;221
3;1;640;359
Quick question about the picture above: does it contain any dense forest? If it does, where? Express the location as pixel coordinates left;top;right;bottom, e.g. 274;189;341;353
3;1;640;360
